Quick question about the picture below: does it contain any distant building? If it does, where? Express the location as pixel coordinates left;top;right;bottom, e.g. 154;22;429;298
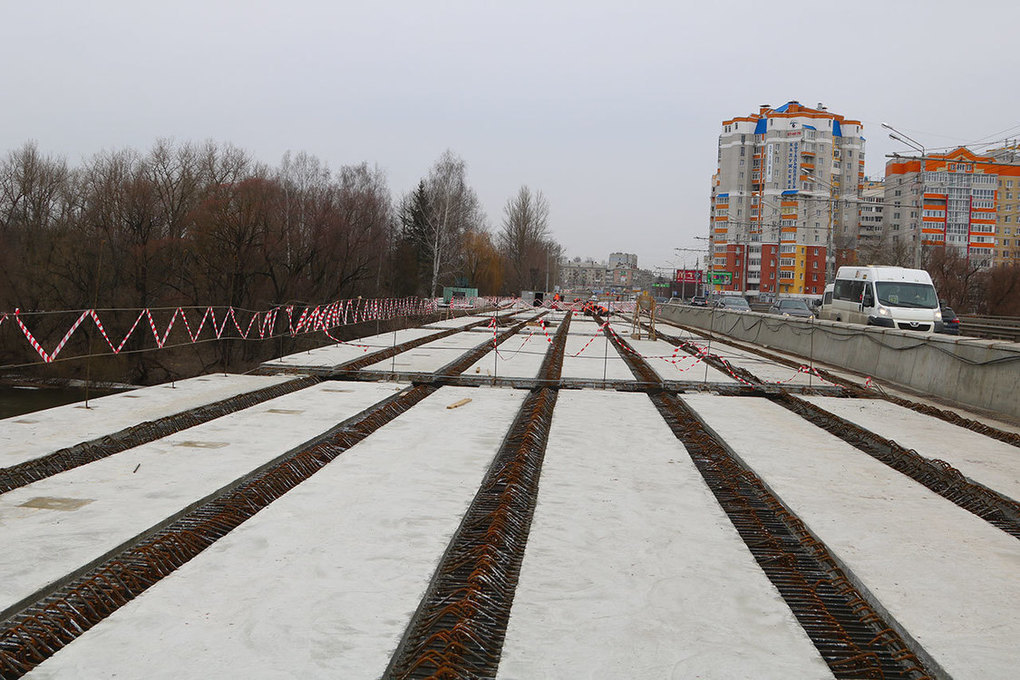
857;179;885;253
608;252;637;268
987;145;1020;267
710;101;865;297
559;257;607;291
883;147;1018;268
558;253;647;294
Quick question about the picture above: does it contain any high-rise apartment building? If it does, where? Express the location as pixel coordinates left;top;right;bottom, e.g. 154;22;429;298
709;101;864;297
858;179;884;254
883;147;1020;268
987;145;1020;267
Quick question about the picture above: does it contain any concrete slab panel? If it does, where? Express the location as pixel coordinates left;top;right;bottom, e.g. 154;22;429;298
262;328;438;369
360;331;489;374
461;327;551;379
0;374;294;469
560;334;634;381
24;387;526;679
422;315;492;329
498;390;832;679
801;396;1020;502
0;382;403;618
683;394;1020;680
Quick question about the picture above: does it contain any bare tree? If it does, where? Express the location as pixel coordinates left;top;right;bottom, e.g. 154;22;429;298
419;151;483;296
499;185;554;292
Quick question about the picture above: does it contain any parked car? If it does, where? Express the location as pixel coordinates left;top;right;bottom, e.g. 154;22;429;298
690;295;708;307
712;296;751;311
938;306;961;335
768;299;814;318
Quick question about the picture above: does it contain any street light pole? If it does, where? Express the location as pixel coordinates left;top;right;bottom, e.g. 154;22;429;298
881;123;925;268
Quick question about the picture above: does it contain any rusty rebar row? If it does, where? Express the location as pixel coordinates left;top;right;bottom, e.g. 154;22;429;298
877;393;1020;448
776;395;1020;539
535;312;570;382
0;384;437;679
657;319;1020;448
651;392;934;680
606;320;931;677
382;387;558;680
0;375;320;496
382;315;571;680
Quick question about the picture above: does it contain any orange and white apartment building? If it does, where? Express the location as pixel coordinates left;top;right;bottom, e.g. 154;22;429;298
708;101;865;297
884;147;1020;268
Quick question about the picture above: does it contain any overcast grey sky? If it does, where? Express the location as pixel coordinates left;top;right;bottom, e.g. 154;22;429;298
3;0;1019;273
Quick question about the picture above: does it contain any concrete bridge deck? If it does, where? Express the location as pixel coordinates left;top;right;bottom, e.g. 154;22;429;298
1;305;1017;678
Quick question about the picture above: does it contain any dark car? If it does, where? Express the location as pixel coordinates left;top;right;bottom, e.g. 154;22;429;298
938;306;960;335
690;295;708;307
768;298;814;318
713;296;751;311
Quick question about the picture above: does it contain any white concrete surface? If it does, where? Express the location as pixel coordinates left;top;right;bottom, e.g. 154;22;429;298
683;394;1020;680
801;396;1020;502
621;335;736;383
461;326;551;379
25;387;526;679
706;337;819;385
656;321;817;386
0;374;295;469
498;391;833;679
262;328;439;369
361;330;490;374
560;333;634;381
0;382;402;618
422;314;493;329
565;317;605;336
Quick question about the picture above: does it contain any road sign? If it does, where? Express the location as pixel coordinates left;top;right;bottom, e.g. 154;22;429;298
709;271;733;285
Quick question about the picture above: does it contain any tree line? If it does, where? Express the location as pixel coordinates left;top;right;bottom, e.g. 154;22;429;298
0;140;561;381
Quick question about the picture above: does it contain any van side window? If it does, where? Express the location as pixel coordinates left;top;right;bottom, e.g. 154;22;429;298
833;280;852;301
862;285;874;306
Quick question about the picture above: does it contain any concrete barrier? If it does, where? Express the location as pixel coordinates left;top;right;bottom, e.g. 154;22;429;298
657;303;1020;420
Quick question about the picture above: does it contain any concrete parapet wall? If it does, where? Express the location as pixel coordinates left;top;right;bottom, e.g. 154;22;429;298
657;303;1020;419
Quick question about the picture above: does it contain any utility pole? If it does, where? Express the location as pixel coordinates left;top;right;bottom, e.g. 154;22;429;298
882;123;925;269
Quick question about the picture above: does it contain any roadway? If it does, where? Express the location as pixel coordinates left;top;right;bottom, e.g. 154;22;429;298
0;304;1017;679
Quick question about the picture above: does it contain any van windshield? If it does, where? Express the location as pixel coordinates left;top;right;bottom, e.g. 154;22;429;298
875;282;938;309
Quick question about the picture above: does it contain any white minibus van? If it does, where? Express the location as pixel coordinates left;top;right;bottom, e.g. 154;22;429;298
821;266;941;332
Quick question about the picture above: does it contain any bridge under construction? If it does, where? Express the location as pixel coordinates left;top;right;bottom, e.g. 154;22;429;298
1;304;1017;679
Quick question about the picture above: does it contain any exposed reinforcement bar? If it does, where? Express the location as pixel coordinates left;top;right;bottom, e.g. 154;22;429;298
0;384;437;679
0;376;320;496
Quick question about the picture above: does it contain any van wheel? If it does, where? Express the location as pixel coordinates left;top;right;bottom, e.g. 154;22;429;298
836;316;841;322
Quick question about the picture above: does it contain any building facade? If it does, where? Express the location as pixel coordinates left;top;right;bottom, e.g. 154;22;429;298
608;252;637;268
709;101;865;297
987;145;1020;267
883;147;1020;268
857;179;884;255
